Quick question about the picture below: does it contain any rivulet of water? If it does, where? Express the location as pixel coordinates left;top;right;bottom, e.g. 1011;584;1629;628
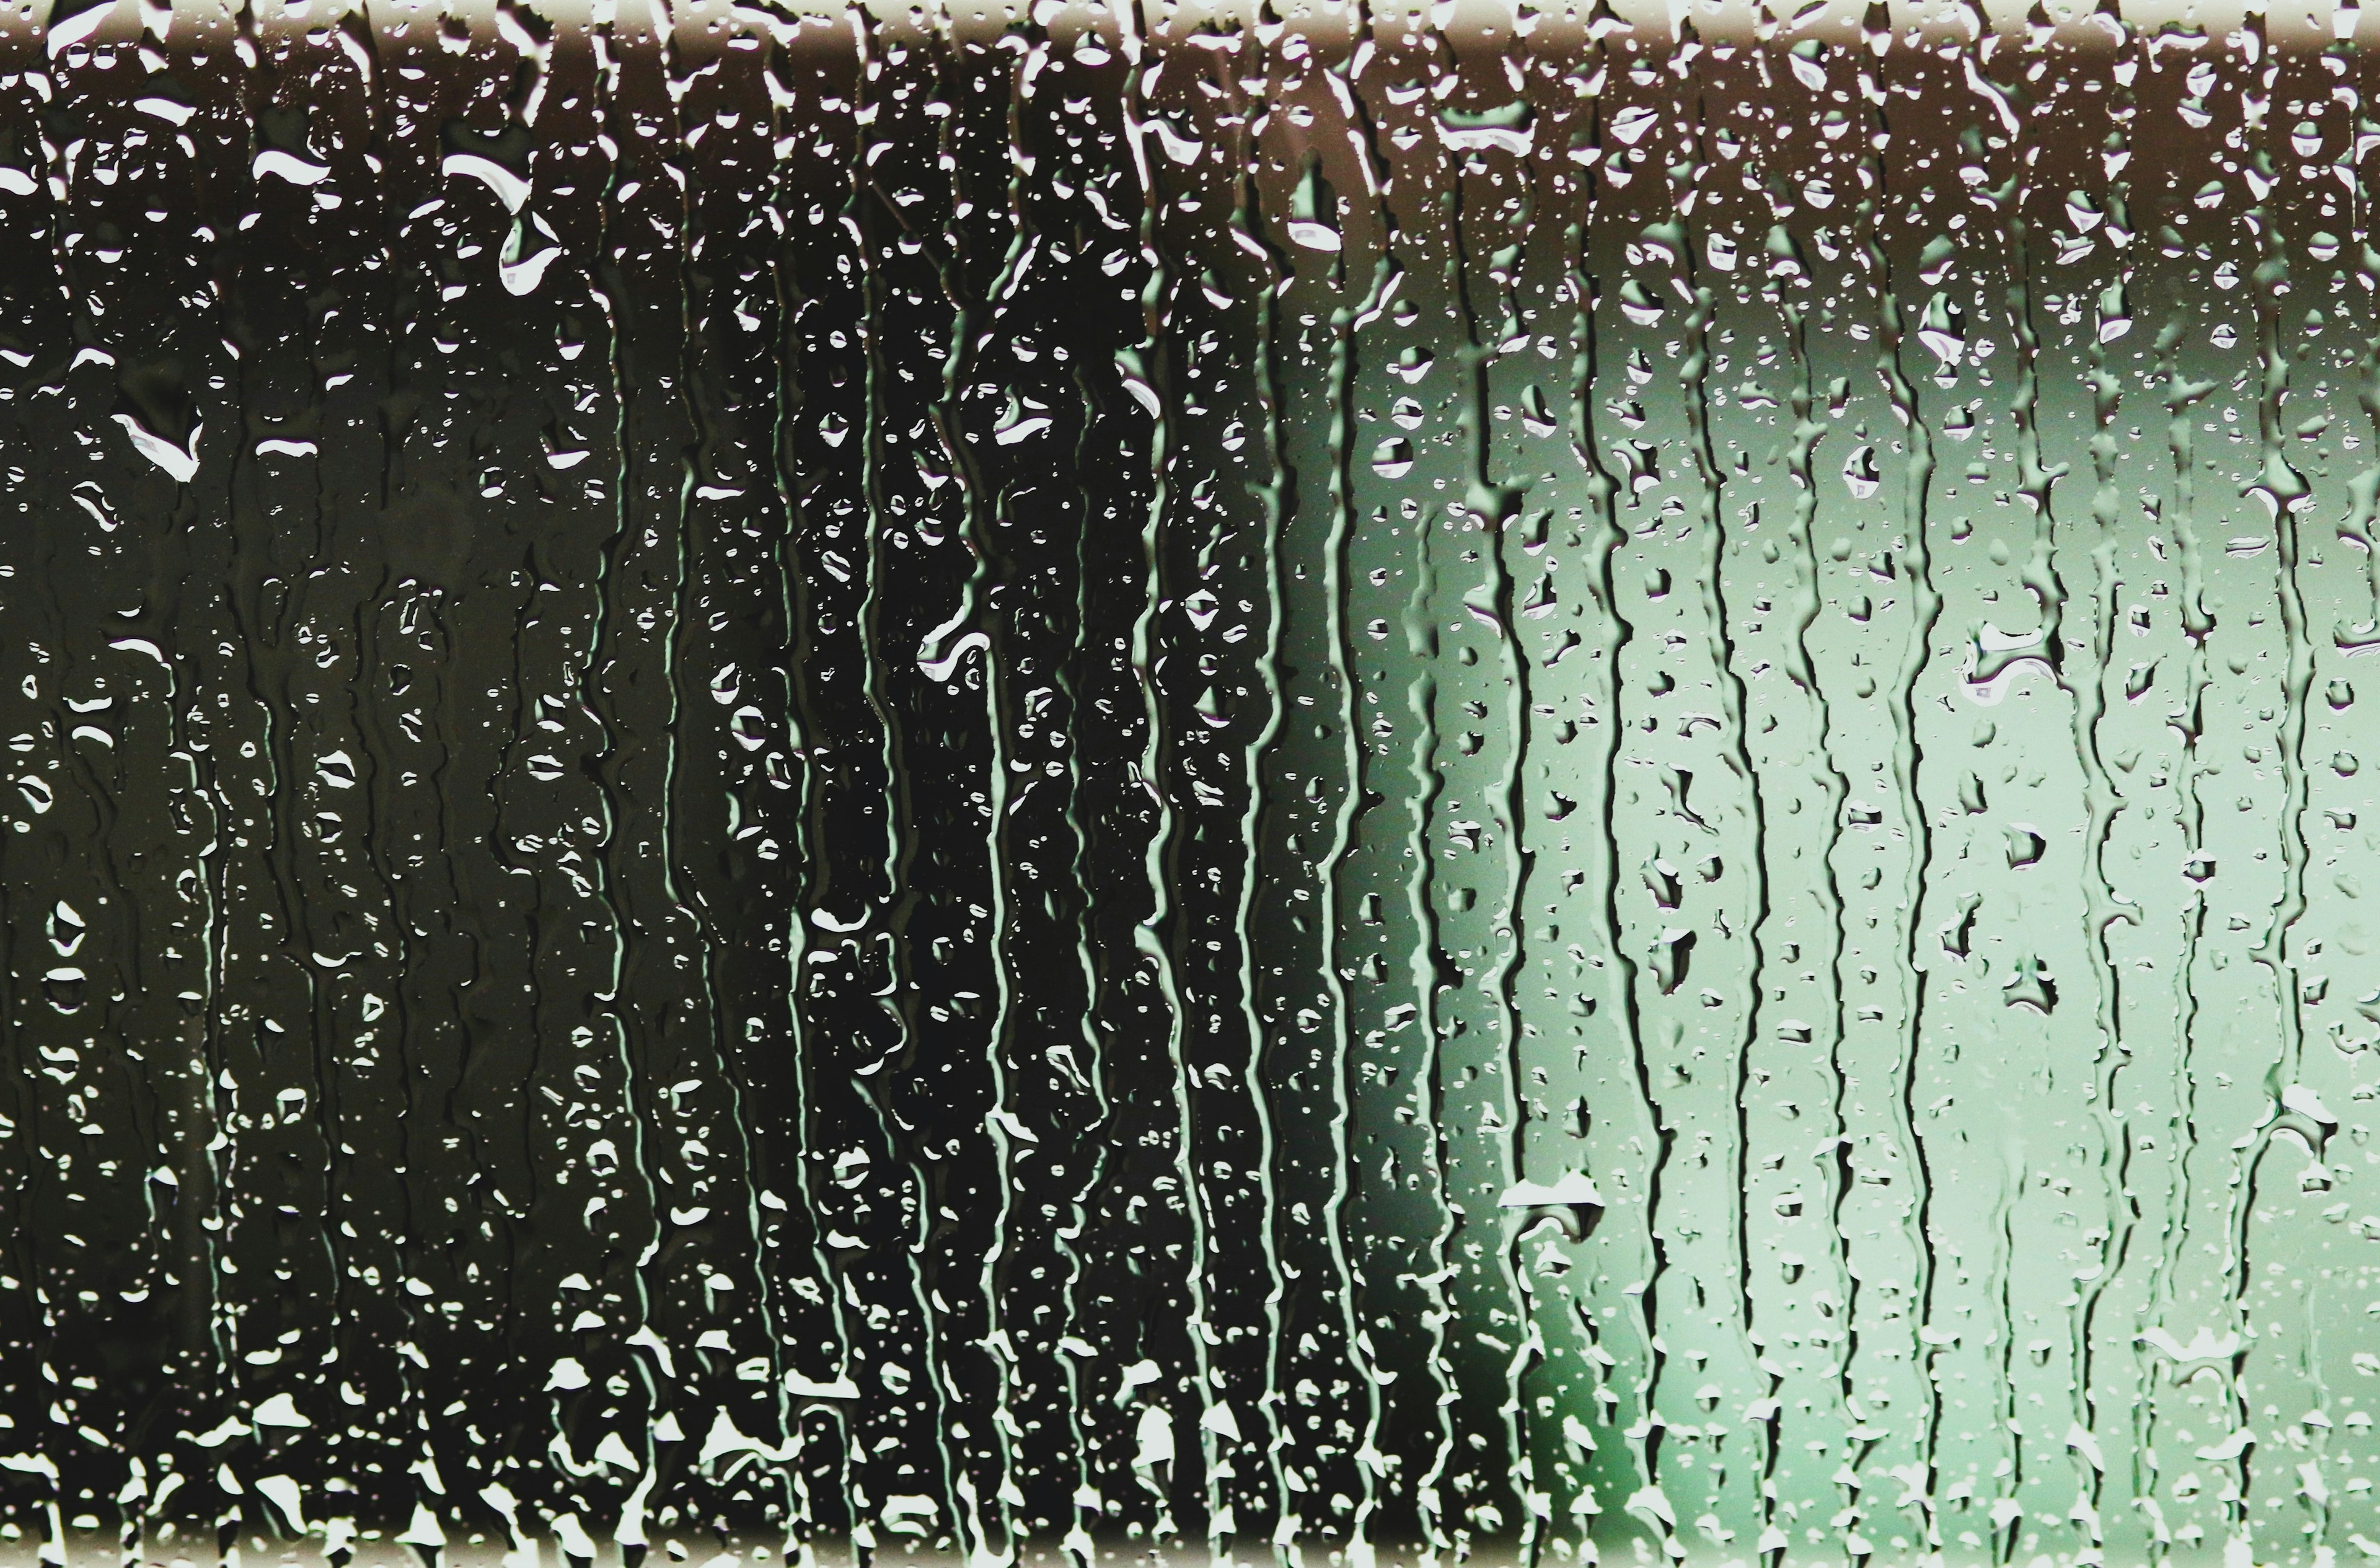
0;0;2374;1564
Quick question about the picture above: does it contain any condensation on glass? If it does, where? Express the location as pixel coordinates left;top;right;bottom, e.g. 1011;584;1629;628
0;0;2366;1563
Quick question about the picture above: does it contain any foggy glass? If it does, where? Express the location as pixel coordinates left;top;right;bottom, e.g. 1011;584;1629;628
0;0;2367;1564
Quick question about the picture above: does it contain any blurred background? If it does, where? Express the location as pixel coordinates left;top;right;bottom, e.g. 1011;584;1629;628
0;0;2375;1562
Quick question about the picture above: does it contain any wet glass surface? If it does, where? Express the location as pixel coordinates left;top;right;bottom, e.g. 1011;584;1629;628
0;0;2376;1563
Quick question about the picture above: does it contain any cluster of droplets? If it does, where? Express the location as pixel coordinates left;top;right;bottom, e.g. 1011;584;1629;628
6;0;2380;1562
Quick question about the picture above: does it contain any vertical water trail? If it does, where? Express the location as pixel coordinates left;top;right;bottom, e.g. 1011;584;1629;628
2131;28;2234;1561
0;16;64;1523
1548;18;1662;1556
2138;312;2216;1567
2066;24;2189;1561
2059;24;2168;1562
911;14;1008;1547
2243;10;2315;1098
1668;44;1773;1552
666;4;801;1531
2248;20;2369;1546
1888;18;2026;1545
1859;19;1940;1546
479;0;619;1538
1118;33;1219;1561
1994;50;2114;1551
1244;126;1311;1542
1399;465;1454;1554
759;25;853;1538
1481;33;1581;1560
1052;90;1111;1551
2225;12;2321;1545
1576;29;1671;1562
1491;29;1613;1559
1227;32;1293;1535
271;0;400;1523
58;22;183;1514
539;2;632;1538
1740;245;1856;1568
1144;27;1289;1550
943;17;1031;1548
1338;22;1457;1551
1321;22;1386;1559
1221;29;1294;1551
968;192;1029;1565
1044;3;1183;1551
1245;37;1372;1549
7;27;151;1516
1699;35;1858;1548
1587;29;1690;1560
747;12;833;1532
1439;32;1528;1542
30;0;236;1518
1104;12;1223;1556
2010;24;2135;1559
953;15;1088;1553
1371;24;1483;1545
358;3;482;1533
780;18;952;1544
590;0;710;1530
2324;12;2380;1500
1320;42;1384;1549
